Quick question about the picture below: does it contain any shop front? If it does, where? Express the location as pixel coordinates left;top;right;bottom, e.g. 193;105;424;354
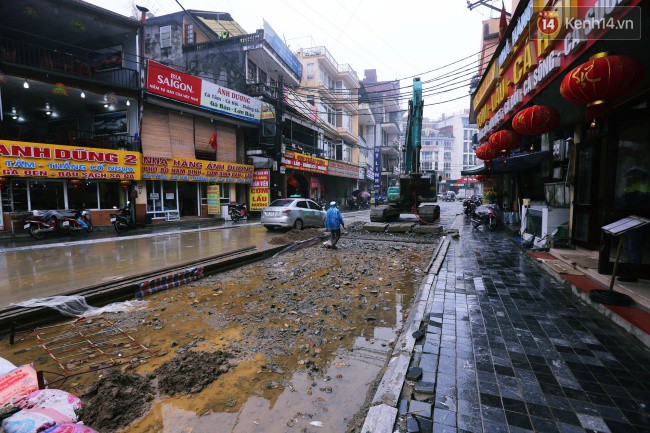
282;150;328;200
141;156;254;220
470;0;648;277
0;140;141;230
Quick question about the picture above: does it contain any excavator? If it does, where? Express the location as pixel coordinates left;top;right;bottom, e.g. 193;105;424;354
370;78;441;223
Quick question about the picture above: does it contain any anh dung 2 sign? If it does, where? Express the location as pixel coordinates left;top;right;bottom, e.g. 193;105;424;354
0;140;140;180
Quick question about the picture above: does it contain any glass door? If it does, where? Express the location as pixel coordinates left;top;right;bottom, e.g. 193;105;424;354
572;142;600;248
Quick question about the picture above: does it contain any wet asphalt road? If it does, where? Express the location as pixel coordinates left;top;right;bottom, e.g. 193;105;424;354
403;202;650;433
0;211;371;308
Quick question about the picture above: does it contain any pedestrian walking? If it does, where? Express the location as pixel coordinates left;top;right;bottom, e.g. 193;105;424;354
324;201;345;249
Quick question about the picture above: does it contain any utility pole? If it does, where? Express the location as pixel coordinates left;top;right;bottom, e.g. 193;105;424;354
272;76;284;200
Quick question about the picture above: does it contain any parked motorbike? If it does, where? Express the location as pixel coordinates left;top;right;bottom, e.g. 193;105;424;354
471;204;500;230
25;209;92;240
462;199;476;216
229;203;248;222
110;201;135;233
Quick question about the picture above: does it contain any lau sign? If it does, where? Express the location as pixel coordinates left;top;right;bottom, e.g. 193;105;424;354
147;61;262;123
249;169;270;211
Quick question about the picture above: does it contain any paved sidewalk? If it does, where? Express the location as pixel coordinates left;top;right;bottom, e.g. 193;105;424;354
401;220;650;433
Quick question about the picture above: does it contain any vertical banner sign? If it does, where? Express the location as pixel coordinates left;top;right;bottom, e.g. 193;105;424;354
373;149;381;191
249;169;270;211
207;185;221;215
0;190;4;231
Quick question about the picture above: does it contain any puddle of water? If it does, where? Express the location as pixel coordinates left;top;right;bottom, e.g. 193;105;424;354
150;321;400;433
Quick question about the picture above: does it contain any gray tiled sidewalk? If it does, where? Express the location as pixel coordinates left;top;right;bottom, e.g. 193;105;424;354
401;219;650;433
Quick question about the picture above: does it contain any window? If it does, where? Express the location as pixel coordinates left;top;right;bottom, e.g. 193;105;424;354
99;182;123;210
320;100;335;125
421;161;433;170
319;68;334;89
68;181;99;209
444;152;451;160
247;60;257;82
434;162;439;170
29;180;65;210
445;172;451;179
444;162;451;170
307;63;315;79
160;25;172;48
463;155;468;165
185;24;195;44
308;201;322;211
259;69;268;84
296;200;308;209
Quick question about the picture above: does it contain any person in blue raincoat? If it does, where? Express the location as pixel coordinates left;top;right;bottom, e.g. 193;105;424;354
324;201;345;248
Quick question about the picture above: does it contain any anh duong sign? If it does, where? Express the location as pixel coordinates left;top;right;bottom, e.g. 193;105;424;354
147;60;263;123
141;156;253;183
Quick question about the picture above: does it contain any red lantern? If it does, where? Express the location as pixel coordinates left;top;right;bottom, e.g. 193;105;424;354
512;105;560;135
70;179;83;190
476;175;486;182
560;53;643;121
119;180;132;191
476;144;500;161
488;130;521;153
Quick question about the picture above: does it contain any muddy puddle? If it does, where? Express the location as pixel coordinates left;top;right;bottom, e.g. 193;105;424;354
2;235;437;433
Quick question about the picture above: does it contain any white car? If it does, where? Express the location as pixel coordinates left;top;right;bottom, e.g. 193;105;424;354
261;198;326;231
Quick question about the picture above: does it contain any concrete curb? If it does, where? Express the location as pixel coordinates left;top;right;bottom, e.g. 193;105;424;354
360;237;450;432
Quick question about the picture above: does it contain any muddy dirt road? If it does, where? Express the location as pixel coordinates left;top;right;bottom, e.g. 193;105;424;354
2;228;439;433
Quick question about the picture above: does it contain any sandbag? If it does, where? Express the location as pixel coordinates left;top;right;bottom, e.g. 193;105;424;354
0;365;39;406
42;424;99;433
0;357;17;375
2;406;73;433
13;390;81;421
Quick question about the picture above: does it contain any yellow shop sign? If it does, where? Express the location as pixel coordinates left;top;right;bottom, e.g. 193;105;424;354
141;156;254;183
0;140;140;180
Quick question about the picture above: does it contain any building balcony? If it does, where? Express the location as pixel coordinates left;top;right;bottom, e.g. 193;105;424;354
380;121;400;136
1;37;139;90
297;46;359;84
336;127;358;144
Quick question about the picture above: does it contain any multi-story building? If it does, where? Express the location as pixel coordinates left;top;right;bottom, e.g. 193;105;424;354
0;0;143;230
361;69;401;196
293;46;363;203
142;11;308;216
435;112;478;180
420;129;453;176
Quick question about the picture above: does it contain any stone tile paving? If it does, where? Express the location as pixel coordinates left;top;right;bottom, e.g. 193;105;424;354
402;217;650;433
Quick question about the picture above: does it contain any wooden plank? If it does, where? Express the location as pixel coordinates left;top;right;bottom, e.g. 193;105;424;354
169;111;195;159
194;117;217;153
141;105;171;158
360;404;397;433
217;124;237;162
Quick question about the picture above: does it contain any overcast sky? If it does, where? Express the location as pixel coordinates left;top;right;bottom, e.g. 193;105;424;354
87;0;504;120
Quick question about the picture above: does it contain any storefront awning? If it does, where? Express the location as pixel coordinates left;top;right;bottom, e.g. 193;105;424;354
461;151;551;175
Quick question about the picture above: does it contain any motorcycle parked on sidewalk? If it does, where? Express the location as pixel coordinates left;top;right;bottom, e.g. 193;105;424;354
229;203;248;222
110;201;136;233
462;199;476;216
471;204;500;230
24;209;93;240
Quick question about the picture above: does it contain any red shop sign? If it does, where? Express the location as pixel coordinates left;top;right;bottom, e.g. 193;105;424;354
147;60;202;106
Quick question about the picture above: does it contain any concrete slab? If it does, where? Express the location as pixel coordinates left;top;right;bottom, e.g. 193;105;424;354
387;223;415;233
363;222;389;232
412;225;443;234
372;353;410;406
361;404;398;433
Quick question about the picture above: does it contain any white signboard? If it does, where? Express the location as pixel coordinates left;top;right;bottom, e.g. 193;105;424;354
200;80;262;123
